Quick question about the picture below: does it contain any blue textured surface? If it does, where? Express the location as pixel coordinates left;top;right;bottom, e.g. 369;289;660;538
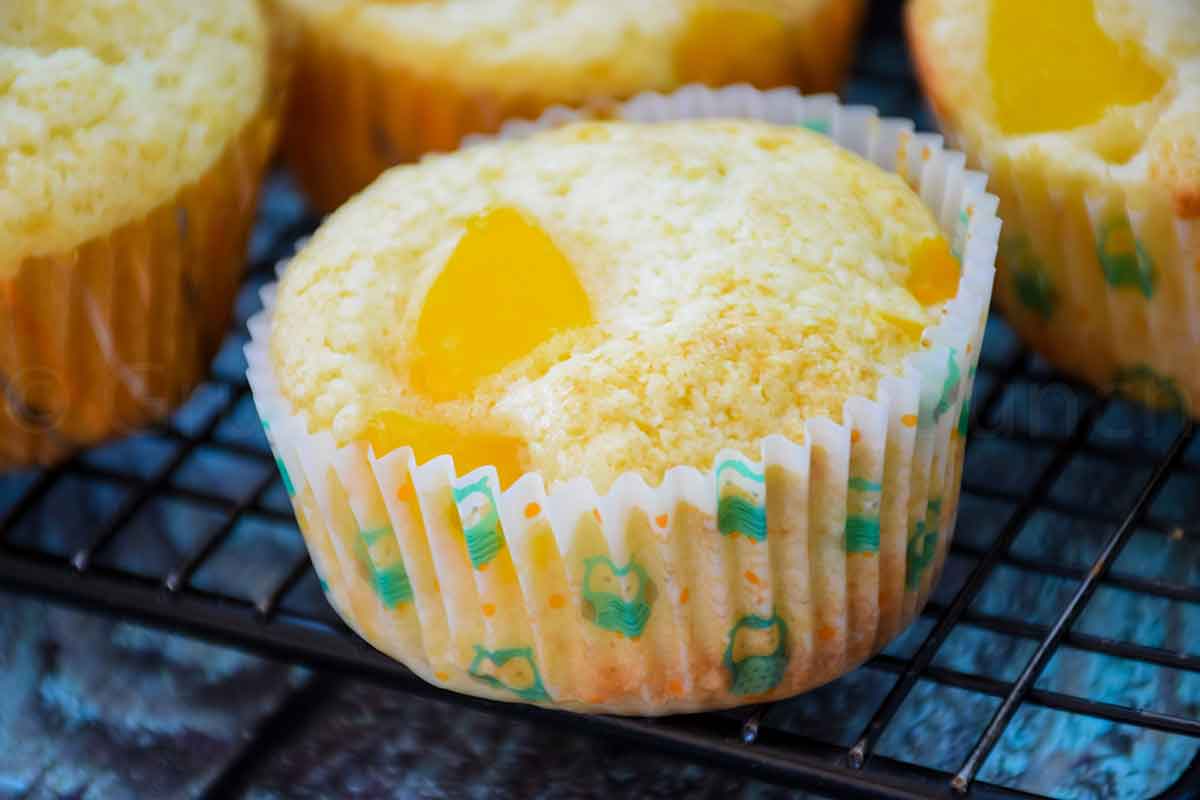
0;593;306;800
238;684;822;800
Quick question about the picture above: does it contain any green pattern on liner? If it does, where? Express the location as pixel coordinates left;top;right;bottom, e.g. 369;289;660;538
724;613;789;696
715;459;765;485
957;400;971;438
934;350;962;421
801;119;830;135
1097;218;1155;298
318;578;329;592
953;208;969;260
275;457;296;497
372;562;413;608
357;526;414;608
848;477;882;492
1112;364;1187;414
581;555;654;638
452;476;505;569
1013;267;1057;320
718;495;767;542
957;367;976;438
261;420;297;498
360;526;391;546
845;515;881;553
468;645;550;702
905;497;943;590
1004;238;1058;320
716;458;766;540
906;522;937;590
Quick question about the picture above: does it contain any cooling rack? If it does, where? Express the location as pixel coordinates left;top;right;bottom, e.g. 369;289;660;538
3;5;1199;798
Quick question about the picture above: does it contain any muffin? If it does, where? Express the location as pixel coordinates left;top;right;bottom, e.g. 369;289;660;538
0;0;283;469
907;0;1200;415
274;0;866;211
246;87;998;714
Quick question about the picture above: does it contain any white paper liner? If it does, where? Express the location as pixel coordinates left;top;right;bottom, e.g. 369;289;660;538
247;85;999;715
0;99;281;470
973;143;1200;416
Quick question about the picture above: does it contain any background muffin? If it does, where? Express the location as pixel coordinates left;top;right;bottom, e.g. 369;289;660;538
0;0;283;469
907;0;1200;415
273;0;866;211
248;92;998;714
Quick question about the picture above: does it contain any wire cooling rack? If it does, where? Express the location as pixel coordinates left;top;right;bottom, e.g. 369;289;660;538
4;5;1200;799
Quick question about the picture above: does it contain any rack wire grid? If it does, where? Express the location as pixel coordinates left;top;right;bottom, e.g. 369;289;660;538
4;6;1200;800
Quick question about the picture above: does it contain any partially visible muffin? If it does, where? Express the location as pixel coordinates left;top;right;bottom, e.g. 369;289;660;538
0;0;282;468
908;0;1200;415
274;0;866;210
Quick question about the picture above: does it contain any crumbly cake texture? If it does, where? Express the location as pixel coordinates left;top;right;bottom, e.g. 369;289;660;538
270;119;950;491
0;0;270;268
276;0;849;101
908;0;1200;417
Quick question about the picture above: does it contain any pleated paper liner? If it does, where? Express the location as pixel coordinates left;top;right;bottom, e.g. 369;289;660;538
0;38;287;471
278;1;866;213
940;129;1200;418
247;85;999;714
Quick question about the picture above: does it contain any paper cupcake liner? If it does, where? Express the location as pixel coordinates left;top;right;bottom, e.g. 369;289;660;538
962;144;1200;417
247;85;999;714
279;2;865;212
0;54;285;470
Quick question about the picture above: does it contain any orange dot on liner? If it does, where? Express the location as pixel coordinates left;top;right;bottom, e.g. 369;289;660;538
850;429;862;444
477;562;489;572
679;588;690;605
901;414;918;428
666;678;685;697
655;513;669;528
397;481;416;504
817;625;838;642
524;502;541;519
592;509;602;523
921;147;931;161
548;593;566;609
481;603;496;617
435;671;449;681
744;570;762;585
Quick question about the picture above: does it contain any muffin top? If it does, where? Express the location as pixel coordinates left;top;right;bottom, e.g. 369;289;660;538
0;0;270;268
271;119;958;490
276;0;839;100
907;0;1199;216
